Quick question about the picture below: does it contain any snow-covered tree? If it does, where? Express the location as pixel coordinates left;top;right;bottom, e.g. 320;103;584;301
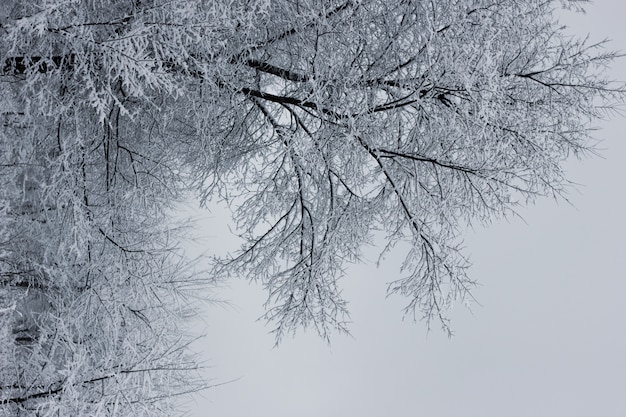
0;1;212;414
0;1;623;413
182;0;624;340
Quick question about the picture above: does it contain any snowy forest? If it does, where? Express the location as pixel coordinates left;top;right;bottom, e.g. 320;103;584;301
1;0;623;415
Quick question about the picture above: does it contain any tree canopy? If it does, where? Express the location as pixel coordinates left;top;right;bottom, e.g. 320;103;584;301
1;0;623;414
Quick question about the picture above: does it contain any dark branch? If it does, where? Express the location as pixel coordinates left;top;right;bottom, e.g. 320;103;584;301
3;55;76;75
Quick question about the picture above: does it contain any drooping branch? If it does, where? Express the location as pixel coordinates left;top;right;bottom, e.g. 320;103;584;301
2;55;76;75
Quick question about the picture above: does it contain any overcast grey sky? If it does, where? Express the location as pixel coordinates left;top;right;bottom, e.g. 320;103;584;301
185;2;626;416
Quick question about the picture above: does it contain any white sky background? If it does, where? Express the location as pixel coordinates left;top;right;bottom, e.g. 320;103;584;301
184;2;626;416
